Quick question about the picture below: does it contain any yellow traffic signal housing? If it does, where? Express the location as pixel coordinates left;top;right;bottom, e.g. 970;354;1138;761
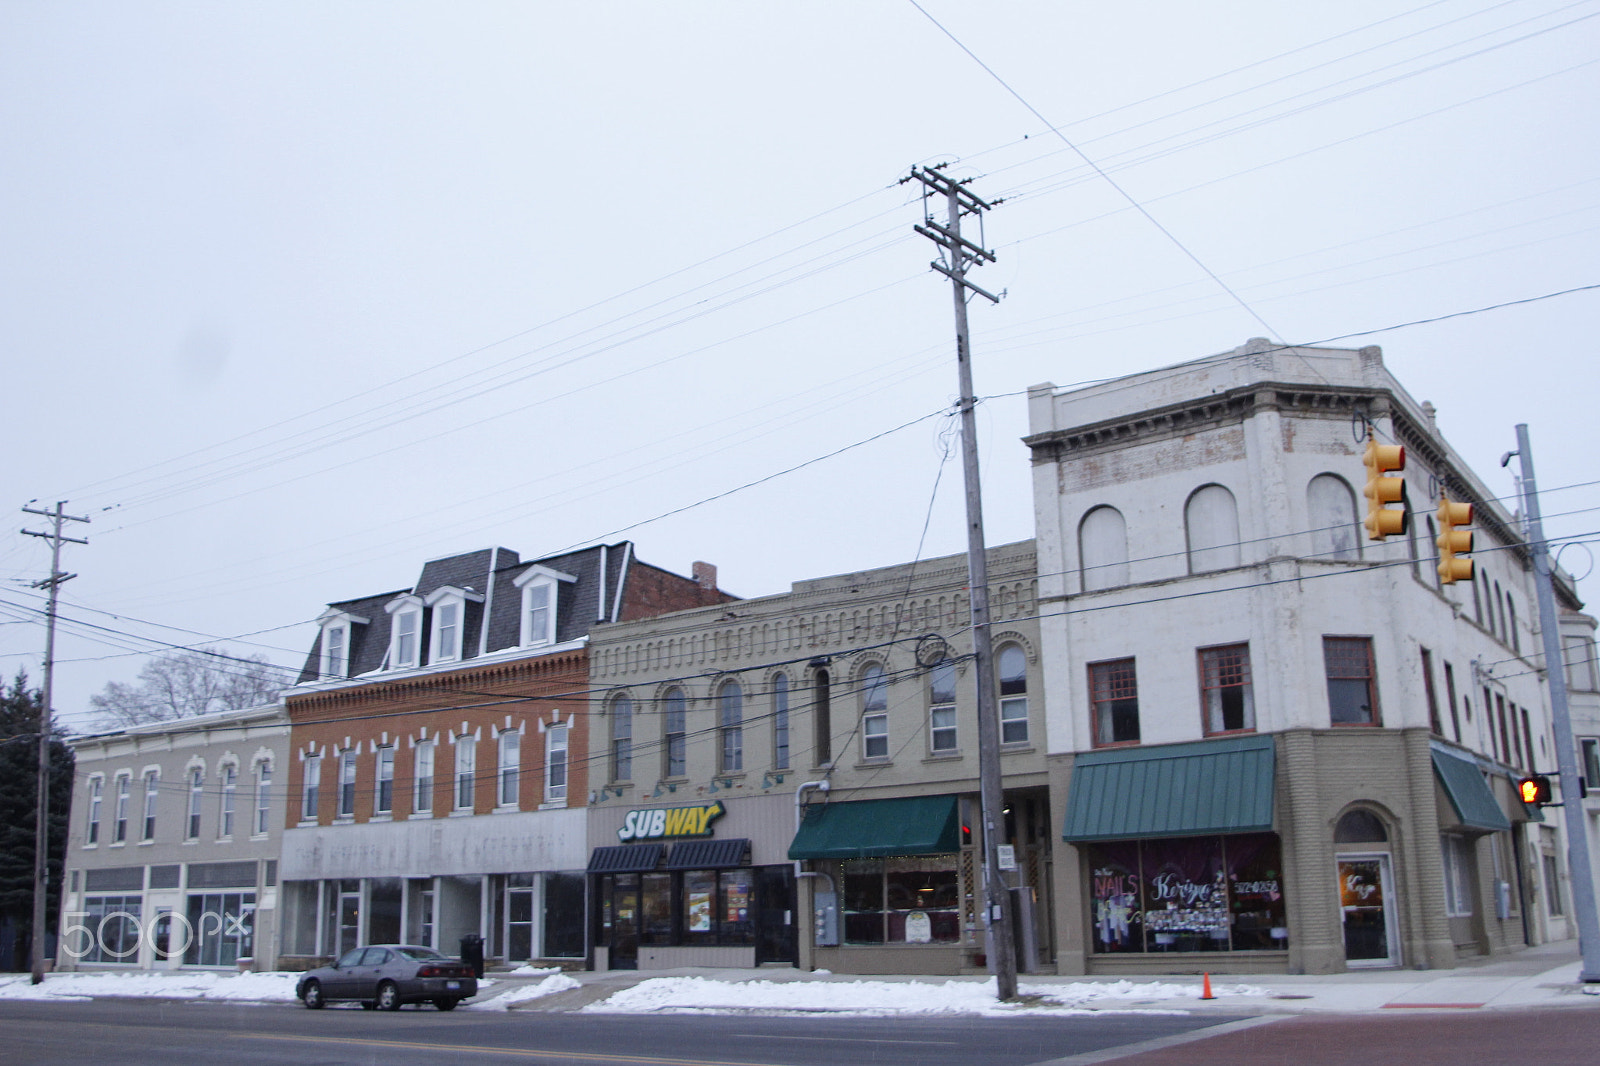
1517;774;1552;806
1436;495;1474;584
1362;439;1408;540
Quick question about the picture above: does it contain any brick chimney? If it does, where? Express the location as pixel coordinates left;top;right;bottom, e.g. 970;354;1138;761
692;561;718;592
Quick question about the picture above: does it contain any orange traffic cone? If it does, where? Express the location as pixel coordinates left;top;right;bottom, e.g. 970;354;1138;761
1201;972;1215;1000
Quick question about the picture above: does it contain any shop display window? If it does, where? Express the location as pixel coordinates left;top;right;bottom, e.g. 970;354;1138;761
597;868;759;949
1088;833;1286;954
842;856;960;945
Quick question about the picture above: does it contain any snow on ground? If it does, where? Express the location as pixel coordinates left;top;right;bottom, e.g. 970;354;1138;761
582;976;1268;1016
0;970;301;1002
471;972;582;1010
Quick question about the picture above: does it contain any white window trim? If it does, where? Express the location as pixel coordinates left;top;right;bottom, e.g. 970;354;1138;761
495;726;523;810
513;565;576;649
541;715;569;806
111;772;131;846
252;757;273;838
384;594;424;670
424;585;482;665
335;748;358;821
453;730;479;813
217;759;239;840
315;608;368;680
84;773;104;847
139;766;160;843
299;748;323;826
412;734;435;816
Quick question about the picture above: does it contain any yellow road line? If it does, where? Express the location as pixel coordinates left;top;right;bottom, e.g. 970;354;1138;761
248;1030;788;1066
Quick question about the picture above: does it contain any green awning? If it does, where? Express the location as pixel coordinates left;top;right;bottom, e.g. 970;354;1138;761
1062;735;1276;842
788;794;961;860
1431;746;1512;832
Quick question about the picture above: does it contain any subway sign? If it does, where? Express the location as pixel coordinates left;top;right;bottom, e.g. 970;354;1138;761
617;801;725;842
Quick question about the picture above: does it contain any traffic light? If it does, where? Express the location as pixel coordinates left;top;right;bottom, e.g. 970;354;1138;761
1362;438;1408;541
1436;495;1474;584
1517;774;1553;806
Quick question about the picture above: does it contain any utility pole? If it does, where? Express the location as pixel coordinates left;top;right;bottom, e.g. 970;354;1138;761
21;501;88;985
1509;427;1600;983
907;164;1016;1000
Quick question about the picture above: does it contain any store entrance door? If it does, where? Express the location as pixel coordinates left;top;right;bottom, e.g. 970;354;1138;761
610;875;640;970
753;866;796;965
1338;854;1399;967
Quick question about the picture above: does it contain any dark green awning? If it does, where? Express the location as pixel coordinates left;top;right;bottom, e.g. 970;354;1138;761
788;794;961;860
1431;746;1512;832
1062;735;1276;842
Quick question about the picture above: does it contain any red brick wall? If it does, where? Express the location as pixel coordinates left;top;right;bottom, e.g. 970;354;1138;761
619;561;737;622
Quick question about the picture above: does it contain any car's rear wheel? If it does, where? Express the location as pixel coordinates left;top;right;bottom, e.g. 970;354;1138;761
301;980;325;1010
375;980;402;1012
433;997;459;1011
360;1000;376;1010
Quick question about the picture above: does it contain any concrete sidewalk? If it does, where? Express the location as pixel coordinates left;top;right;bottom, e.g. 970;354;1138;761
494;941;1600;1015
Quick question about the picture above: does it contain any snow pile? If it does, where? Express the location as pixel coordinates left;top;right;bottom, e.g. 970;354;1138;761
503;964;562;977
470;972;582;1010
0;970;301;1002
582;975;1262;1016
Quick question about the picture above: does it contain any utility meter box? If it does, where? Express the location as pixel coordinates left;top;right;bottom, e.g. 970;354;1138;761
814;891;839;947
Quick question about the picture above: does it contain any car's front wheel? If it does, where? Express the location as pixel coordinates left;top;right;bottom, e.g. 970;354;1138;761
301;980;325;1010
375;980;402;1012
433;997;459;1012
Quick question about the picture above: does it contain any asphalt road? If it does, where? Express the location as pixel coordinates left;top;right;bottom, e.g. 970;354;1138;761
0;998;1242;1066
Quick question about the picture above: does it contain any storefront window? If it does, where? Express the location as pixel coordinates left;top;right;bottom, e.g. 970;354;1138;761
184;891;256;966
543;872;586;958
596;868;759;949
842;856;960;945
1088;833;1286;954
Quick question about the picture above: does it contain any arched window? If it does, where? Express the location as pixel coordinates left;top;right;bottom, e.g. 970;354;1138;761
1334;809;1388;843
1186;485;1241;573
719;681;743;773
772;673;791;770
997;645;1028;744
1079;506;1129;590
611;694;633;782
861;664;889;760
1307;474;1360;561
663;687;687;778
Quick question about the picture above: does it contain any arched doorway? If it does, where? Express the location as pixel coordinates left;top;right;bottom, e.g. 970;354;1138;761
1334;808;1400;967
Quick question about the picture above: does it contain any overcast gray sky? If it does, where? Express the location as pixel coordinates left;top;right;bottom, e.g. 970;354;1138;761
4;1;1597;730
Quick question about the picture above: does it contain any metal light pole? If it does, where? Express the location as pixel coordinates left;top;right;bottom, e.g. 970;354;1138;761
1511;426;1600;983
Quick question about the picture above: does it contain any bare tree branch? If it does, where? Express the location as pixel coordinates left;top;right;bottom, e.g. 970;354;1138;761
89;648;282;728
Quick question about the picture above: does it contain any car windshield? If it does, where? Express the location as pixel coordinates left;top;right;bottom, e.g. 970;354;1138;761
392;946;448;961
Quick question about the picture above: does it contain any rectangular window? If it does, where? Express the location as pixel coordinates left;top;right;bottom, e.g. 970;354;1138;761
142;770;159;841
188;768;205;838
664;689;686;779
719;684;744;773
337;750;357;818
455;736;476;811
525;582;553;646
86;778;102;845
611;702;632;783
773;674;790;770
1443;661;1462;743
113;775;130;843
1565;637;1598;692
1324;637;1378;725
435;602;459;661
253;763;272;836
1582;738;1600;790
1544;853;1564;916
375;746;395;814
928;660;957;753
1421;648;1442;735
998;646;1029;745
841;857;961;945
1441;835;1474;916
219;764;237;837
1090;658;1140;745
301;756;320;824
1199;644;1253;734
323;625;347;679
862;713;888;760
545;725;568;803
498;731;520;807
394;610;419;667
414;741;434;815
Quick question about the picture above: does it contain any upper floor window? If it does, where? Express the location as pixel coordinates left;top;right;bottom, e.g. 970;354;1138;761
611;696;633;782
323;624;348;679
300;755;320;824
928;660;957;753
861;664;889;760
515;565;575;648
1200;644;1254;734
375;745;395;814
1566;636;1599;692
1079;506;1129;591
85;777;103;845
498;730;521;807
113;774;131;844
1090;658;1140;746
1307;474;1360;562
664;687;687;778
425;586;481;664
219;763;238;837
1507;598;1519;653
455;736;477;811
1582;738;1600;789
141;769;159;841
545;724;568;803
1325;636;1379;725
719;681;744;773
385;596;423;670
998;645;1029;745
337;750;358;818
812;668;832;768
187;767;205;838
773;673;791;770
1186;484;1241;573
413;739;435;815
253;761;272;835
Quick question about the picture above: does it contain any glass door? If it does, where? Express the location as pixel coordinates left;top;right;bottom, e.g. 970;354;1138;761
610;874;640;969
1337;854;1399;967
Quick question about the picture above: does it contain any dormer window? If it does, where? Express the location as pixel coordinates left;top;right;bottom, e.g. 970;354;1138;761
513;565;576;649
425;586;483;665
315;608;368;680
385;595;424;670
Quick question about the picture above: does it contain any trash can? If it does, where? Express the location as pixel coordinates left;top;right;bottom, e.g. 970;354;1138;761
459;933;485;978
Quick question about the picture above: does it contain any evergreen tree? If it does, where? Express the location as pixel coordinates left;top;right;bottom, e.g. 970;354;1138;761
0;671;74;971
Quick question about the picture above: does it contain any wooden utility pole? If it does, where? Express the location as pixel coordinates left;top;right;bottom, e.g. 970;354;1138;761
21;501;88;985
907;164;1016;1000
